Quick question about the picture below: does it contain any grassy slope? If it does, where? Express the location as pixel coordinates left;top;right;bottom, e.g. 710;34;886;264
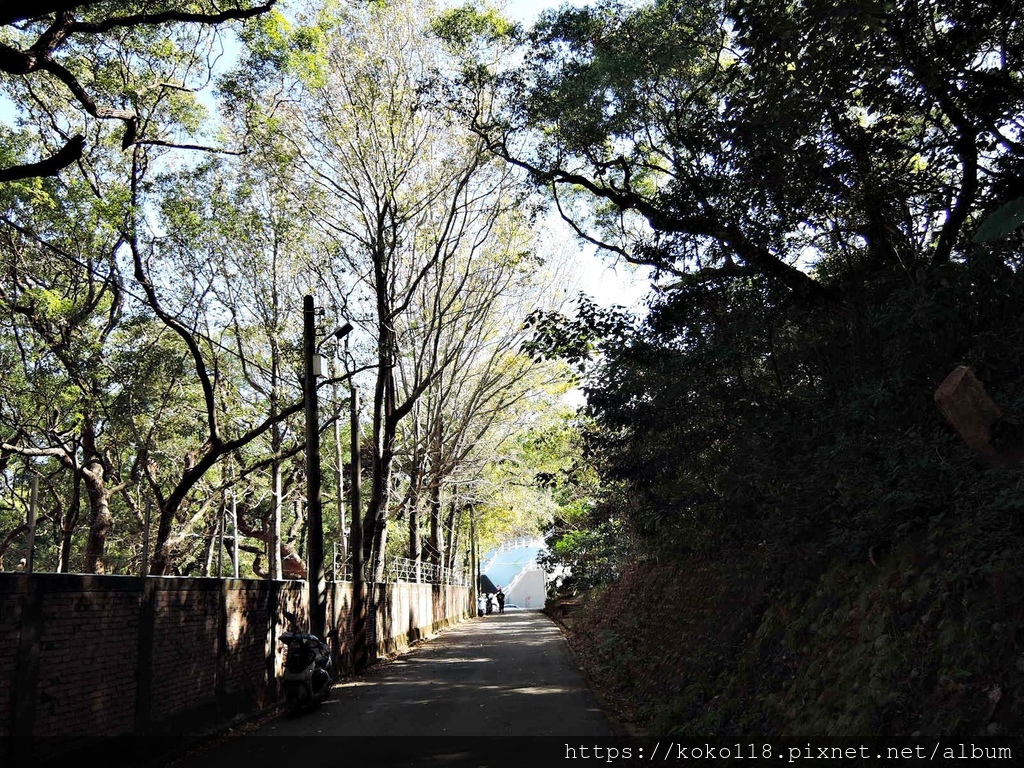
554;533;1024;746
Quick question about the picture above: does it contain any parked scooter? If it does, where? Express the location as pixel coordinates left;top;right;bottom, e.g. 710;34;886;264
279;611;335;715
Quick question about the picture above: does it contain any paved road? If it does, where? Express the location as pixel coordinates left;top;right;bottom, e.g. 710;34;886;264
164;609;623;767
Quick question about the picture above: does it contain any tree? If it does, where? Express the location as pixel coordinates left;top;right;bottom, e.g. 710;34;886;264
0;175;127;572
395;310;573;576
452;0;1024;304
252;0;575;583
0;0;293;575
498;0;1024;576
0;1;275;180
149;104;333;578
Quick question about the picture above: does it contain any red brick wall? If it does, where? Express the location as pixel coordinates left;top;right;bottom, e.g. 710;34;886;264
222;580;275;706
0;588;24;749
0;573;469;764
33;580;140;747
150;579;221;722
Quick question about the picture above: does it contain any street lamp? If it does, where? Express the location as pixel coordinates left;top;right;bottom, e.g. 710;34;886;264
304;295;352;640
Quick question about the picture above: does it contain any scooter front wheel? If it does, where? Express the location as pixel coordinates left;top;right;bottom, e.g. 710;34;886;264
283;686;308;717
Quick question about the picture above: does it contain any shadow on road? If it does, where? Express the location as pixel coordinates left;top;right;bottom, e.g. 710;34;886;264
161;609;625;768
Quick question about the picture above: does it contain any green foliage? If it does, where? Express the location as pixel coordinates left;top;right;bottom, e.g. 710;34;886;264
509;0;1024;562
432;3;519;52
521;410;628;594
541;518;625;592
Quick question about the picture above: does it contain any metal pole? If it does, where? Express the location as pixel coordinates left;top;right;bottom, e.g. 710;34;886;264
304;294;326;639
141;498;152;578
349;386;367;671
470;508;478;615
334;380;347;575
349;386;362;576
271;466;282;580
217;500;224;577
231;488;239;579
26;475;38;573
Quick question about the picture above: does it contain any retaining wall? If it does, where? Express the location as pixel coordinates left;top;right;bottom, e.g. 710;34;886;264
0;573;470;764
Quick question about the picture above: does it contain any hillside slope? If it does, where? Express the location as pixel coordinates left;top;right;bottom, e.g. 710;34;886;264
553;531;1024;747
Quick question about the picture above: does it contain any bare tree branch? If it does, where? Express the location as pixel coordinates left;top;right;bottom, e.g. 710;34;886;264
0;1;104;26
0;134;84;181
0;2;275;167
0;1;274;29
67;3;276;35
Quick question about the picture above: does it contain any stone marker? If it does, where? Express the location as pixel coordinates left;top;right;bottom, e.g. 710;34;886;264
935;365;1023;466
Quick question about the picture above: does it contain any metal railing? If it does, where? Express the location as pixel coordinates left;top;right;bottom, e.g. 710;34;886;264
481;536;545;574
384;556;470;586
329;551;470;586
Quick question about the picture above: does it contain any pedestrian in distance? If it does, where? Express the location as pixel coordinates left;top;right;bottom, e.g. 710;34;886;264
486;592;494;614
496;587;505;614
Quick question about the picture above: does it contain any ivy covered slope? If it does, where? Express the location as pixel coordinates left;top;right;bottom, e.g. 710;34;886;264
484;0;1024;743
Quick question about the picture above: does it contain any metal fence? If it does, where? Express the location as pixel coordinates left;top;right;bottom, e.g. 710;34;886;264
330;552;469;586
384;556;470;586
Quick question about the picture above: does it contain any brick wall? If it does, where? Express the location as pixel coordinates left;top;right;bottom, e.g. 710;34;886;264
34;578;140;751
0;587;24;752
0;573;470;764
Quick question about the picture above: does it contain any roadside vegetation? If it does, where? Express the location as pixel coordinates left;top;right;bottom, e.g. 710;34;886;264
0;0;574;579
485;0;1024;744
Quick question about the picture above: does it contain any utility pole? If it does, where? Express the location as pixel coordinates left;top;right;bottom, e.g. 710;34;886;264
471;508;478;616
333;376;347;577
140;499;151;578
26;475;38;573
304;294;326;639
304;296;354;639
349;386;368;671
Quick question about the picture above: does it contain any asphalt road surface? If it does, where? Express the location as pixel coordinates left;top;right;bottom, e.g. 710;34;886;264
164;609;625;768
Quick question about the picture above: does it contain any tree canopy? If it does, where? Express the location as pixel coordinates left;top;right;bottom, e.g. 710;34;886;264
446;0;1024;582
0;0;579;578
455;0;1024;298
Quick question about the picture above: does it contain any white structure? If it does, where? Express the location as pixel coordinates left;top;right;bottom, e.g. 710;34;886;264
483;537;548;609
505;563;546;609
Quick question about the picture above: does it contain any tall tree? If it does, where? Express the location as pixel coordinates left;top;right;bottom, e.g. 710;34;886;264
506;0;1024;571
150;115;327;577
0;177;126;572
0;0;282;574
254;0;572;581
394;244;573;575
450;0;1024;303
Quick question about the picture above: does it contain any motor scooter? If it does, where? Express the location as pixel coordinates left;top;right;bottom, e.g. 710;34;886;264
279;611;335;716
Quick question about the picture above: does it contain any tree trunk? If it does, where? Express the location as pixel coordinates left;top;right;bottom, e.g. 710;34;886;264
408;503;421;581
371;519;388;583
82;420;114;573
82;470;113;572
444;504;460;573
56;475;81;573
428;488;443;571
